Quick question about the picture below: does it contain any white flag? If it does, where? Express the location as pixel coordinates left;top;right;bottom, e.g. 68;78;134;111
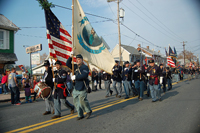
74;0;115;74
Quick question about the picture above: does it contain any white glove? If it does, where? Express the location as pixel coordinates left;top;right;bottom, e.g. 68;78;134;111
71;75;76;81
122;81;124;84
124;68;128;71
134;70;138;72
147;73;150;77
160;77;163;84
52;78;55;82
103;72;106;74
112;69;115;71
70;51;74;57
132;80;134;84
40;79;45;82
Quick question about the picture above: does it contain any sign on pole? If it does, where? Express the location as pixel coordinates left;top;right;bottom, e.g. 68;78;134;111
26;44;42;54
31;53;40;65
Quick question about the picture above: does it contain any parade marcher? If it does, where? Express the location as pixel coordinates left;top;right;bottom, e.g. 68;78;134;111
8;68;21;105
112;60;122;98
103;71;113;97
147;59;162;102
66;53;92;120
98;70;103;90
179;66;184;80
41;60;55;115
52;60;75;119
174;67;179;83
144;65;150;97
187;67;192;81
166;67;172;91
159;64;167;93
122;61;134;99
92;68;98;91
132;60;145;101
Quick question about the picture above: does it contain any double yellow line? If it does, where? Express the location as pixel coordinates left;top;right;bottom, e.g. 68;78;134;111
6;79;188;133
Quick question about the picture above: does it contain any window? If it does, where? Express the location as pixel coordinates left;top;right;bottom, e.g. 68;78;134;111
0;29;9;49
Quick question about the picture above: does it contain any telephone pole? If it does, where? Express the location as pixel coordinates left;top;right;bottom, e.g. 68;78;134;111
181;41;187;68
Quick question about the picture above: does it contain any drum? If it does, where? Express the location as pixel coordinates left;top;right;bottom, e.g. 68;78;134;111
34;82;51;98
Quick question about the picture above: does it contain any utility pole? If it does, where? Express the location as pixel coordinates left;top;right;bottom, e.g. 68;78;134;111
117;0;122;65
181;41;187;68
107;0;124;65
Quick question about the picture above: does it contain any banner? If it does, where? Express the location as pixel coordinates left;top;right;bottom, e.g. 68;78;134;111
74;0;115;74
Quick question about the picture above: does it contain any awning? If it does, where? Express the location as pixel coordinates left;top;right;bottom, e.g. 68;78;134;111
0;53;18;62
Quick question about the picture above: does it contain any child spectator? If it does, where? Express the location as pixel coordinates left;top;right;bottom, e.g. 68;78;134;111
23;79;32;103
32;76;38;102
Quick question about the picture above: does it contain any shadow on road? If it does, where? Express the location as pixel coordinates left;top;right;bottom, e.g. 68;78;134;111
162;91;179;100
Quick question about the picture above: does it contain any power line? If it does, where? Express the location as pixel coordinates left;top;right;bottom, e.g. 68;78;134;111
135;0;184;41
121;2;181;43
127;0;182;42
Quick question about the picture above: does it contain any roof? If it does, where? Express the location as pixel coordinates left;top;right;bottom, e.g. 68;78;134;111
0;14;20;31
140;47;160;56
0;53;18;62
121;44;140;55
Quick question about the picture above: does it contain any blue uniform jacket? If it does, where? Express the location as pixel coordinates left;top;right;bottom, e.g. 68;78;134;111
66;57;89;91
122;67;132;81
112;65;122;82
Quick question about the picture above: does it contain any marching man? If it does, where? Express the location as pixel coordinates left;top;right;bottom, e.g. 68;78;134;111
52;60;75;119
147;59;163;102
66;52;92;120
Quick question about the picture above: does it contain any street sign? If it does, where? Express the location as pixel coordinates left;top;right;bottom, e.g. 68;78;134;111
26;44;42;54
31;53;40;65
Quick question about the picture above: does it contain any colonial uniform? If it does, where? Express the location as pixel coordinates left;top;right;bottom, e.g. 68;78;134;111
147;59;162;102
42;60;54;115
52;61;74;119
132;60;145;101
103;72;113;97
112;61;122;98
66;54;92;120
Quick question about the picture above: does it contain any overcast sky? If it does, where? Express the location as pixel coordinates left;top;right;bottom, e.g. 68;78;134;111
0;0;200;66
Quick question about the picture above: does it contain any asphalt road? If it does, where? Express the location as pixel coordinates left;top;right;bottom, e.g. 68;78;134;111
0;78;200;133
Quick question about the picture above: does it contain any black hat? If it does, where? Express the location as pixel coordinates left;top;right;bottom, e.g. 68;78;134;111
55;60;62;65
115;60;119;63
136;60;140;63
159;64;163;66
166;67;169;70
124;61;129;65
148;59;154;63
76;54;83;59
43;60;50;66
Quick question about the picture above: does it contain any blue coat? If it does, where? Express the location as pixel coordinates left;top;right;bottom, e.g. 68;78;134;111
66;57;89;91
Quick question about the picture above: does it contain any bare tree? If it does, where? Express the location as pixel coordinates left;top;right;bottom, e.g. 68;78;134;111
177;50;197;61
40;53;48;64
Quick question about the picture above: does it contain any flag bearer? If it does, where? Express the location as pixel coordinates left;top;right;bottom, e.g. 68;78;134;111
52;61;75;119
66;53;92;120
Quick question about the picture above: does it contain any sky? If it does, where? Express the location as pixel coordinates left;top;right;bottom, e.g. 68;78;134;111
0;0;200;66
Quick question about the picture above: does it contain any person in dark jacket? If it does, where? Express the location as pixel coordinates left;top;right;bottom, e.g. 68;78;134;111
66;53;92;120
112;60;122;98
166;67;172;91
122;61;133;99
51;60;75;119
41;60;55;115
147;59;163;102
103;71;113;97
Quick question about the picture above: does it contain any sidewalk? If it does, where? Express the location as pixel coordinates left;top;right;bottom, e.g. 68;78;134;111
0;91;26;103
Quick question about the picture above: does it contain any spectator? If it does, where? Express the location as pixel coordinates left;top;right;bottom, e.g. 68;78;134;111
0;73;8;94
8;68;21;105
23;79;32;103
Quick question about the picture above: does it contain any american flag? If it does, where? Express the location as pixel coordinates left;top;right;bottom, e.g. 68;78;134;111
44;9;76;65
167;56;175;68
